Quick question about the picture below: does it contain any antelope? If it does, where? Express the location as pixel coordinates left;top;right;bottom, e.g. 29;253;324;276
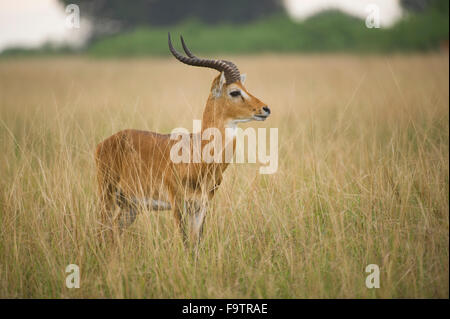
95;33;271;245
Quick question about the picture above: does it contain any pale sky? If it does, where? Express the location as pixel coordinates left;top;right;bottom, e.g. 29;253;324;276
0;0;403;52
284;0;403;27
0;0;90;52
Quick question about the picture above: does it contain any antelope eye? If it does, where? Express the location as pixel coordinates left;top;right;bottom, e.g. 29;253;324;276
229;90;241;97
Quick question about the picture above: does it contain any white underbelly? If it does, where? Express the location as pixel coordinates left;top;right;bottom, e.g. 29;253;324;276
130;197;172;211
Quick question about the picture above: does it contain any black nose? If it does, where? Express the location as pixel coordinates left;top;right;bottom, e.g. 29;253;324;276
262;106;271;114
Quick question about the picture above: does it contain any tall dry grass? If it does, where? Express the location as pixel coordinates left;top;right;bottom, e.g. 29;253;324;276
0;54;448;298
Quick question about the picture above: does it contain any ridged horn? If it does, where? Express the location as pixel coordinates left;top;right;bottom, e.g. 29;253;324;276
168;33;241;84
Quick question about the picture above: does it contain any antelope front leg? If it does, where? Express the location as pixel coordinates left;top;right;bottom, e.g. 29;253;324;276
184;199;208;246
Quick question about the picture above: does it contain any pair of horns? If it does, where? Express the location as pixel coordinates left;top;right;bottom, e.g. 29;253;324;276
168;33;241;84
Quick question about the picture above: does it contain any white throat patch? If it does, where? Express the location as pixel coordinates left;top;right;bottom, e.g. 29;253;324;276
226;119;252;137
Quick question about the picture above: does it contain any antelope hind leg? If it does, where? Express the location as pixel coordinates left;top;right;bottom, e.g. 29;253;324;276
117;206;138;232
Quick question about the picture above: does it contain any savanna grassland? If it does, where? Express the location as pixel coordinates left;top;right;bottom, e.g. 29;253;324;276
0;54;448;298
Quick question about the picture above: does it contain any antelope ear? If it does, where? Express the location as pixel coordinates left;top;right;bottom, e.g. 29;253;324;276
212;72;226;98
240;73;247;84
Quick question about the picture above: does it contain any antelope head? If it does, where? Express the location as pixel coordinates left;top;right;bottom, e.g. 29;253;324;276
168;33;271;128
